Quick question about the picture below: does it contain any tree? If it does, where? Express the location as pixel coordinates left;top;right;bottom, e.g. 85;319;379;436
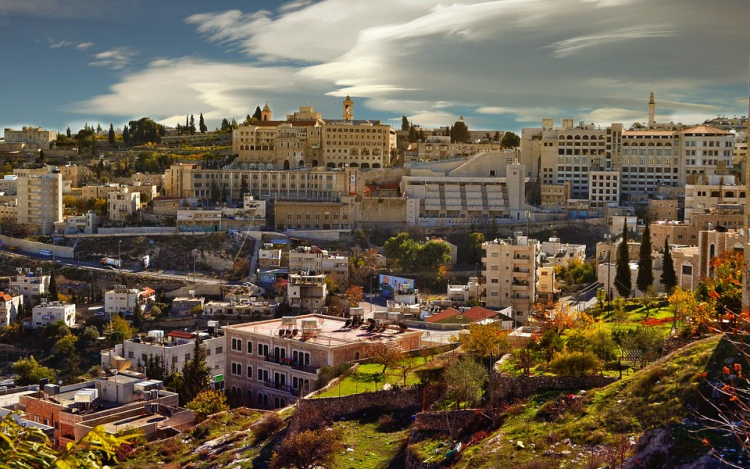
661;238;677;293
210;179;221;205
107;315;136;346
189;114;196;134
48;270;58;301
383;232;419;271
697;250;743;322
408;125;418;143
53;333;78;356
451;118;471;143
620;326;666;368
66;126;71;138
401;115;409;131
549;351;600;376
614;221;632;298
414;240;452;279
500;131;520;148
457;322;510;361
636;219;654;294
199;113;207;133
367;342;404;374
466;232;485;265
80;326;101;349
253;106;263;121
493;131;501;141
444;356;488;409
176;338;212;404
565;323;618;363
122;124;130;144
271;428;342;469
13;355;55;386
127;117;165;144
0;413;137;468
345;285;363;307
186;389;229;422
108;123;115;144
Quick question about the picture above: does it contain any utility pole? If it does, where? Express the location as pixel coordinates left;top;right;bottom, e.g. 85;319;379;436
118;240;122;276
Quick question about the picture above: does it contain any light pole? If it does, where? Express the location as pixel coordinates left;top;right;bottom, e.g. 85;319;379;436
118;240;122;275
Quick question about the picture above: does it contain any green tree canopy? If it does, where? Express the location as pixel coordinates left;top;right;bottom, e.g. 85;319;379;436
614;222;632;298
661;237;677;293
636;219;654;294
444;356;488;409
500;131;520;148
451;118;471;143
127;117;165;144
13;355;55;386
401;115;409;131
383;232;419;271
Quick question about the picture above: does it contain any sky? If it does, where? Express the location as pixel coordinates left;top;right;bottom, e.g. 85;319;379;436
1;0;749;136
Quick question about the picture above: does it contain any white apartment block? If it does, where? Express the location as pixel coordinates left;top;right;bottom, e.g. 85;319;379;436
3;126;58;149
482;234;540;321
103;330;225;378
10;272;50;303
0;291;23;327
30;301;76;329
104;286;156;319
203;300;278;319
16;169;62;235
0;175;18;195
107;187;140;222
539;237;586;269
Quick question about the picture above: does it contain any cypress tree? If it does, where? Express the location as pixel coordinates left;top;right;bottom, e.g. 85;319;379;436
108;123;115;145
661;237;676;293
614;221;632;298
253;106;262;121
636;218;653;293
199;113;207;133
48;270;58;301
122;125;130;144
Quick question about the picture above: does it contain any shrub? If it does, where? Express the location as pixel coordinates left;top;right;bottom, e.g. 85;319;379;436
377;413;396;431
253;413;285;441
549;351;600;376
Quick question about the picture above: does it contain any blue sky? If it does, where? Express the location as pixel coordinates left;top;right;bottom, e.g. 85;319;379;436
1;0;748;136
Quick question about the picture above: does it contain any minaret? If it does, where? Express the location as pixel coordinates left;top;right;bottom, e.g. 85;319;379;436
343;95;353;121
261;102;272;121
648;92;655;128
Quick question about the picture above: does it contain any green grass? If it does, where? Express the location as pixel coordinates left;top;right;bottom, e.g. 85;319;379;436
329;415;412;469
316;355;437;398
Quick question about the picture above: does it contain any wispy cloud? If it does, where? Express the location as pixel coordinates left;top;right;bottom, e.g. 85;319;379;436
76;42;94;50
89;47;136;69
546;25;676;58
278;0;313;13
49;40;72;48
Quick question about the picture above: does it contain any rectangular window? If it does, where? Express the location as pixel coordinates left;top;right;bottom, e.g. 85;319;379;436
247;341;253;354
231;362;242;377
247;365;253;379
231;338;242;352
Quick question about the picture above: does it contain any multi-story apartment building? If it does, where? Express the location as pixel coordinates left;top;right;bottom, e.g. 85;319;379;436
102;329;225;379
177;209;221;232
482;234;540;321
274;198;355;231
539;237;586;269
287;272;327;314
30;301;76;329
232;98;395;170
540;182;571;210
16;168;62;234
0;175;18;195
163;164;359;204
203;300;278;319
10;271;50;303
0;291;23;327
288;246;349;286
679;125;734;186
104;286;156;319
107;187;140;222
588;171;620;209
3;126;58;149
648;198;680;221
223;314;422;408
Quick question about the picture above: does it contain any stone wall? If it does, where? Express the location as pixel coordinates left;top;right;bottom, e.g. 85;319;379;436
0;235;75;258
288;385;442;434
355;197;407;227
412;409;487;434
489;374;616;404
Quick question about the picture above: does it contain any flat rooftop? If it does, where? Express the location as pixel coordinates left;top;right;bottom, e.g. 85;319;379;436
226;314;418;347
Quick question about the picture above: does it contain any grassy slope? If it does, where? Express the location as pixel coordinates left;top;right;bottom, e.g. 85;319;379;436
452;334;745;469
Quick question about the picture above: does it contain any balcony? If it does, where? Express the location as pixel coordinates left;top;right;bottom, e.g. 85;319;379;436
263;380;301;397
512;267;529;273
264;354;317;374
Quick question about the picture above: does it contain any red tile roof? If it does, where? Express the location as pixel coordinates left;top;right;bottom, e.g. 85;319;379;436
0;293;13;302
140;287;155;297
168;331;194;339
425;307;461;323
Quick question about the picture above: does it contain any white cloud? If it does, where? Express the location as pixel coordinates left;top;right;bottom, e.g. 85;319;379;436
547;25;676;58
49;40;71;48
76;42;94;50
89;47;136;69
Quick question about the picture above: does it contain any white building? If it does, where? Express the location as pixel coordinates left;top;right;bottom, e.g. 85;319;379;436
3;126;58;149
482;234;540;322
30;301;76;329
10;271;50;303
16;168;62;235
104;286;156;319
102;329;225;379
107;187;140;222
0;291;23;327
539;237;587;269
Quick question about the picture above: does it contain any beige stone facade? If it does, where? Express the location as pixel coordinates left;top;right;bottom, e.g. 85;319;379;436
107;187;140;222
16;169;62;234
540;182;571;210
648;198;679;221
482;235;540;321
223;314;422;408
274;200;353;231
3;126;57;149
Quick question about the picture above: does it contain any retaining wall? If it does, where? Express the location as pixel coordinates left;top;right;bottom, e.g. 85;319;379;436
489;374;616;404
0;235;75;258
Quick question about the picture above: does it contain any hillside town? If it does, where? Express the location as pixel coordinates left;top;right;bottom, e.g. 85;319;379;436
0;92;748;468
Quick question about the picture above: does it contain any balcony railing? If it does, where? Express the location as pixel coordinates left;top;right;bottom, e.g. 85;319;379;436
263;380;301;396
264;354;317;374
